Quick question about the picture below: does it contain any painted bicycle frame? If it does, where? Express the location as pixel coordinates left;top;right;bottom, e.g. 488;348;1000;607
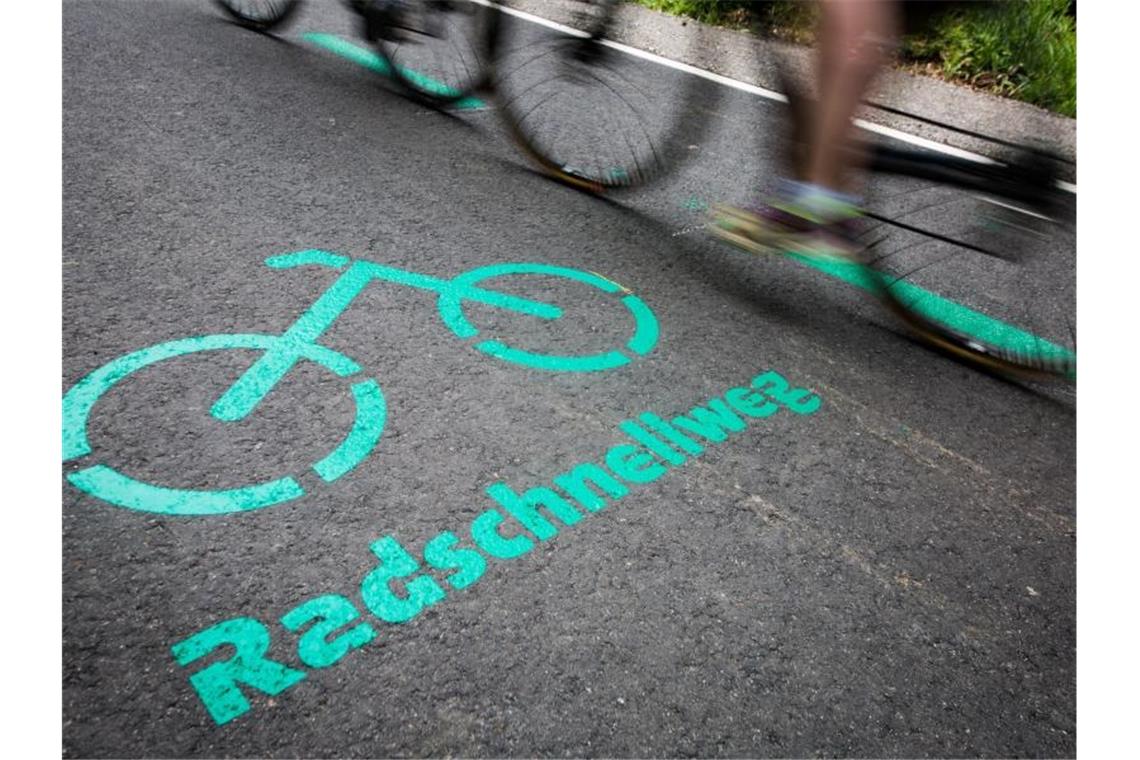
63;250;659;516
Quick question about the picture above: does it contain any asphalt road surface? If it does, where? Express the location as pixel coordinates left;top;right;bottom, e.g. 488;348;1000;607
63;1;1076;756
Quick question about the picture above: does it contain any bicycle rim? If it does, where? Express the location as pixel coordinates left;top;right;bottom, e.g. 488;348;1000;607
857;165;1076;381
214;0;303;31
488;1;709;192
376;0;491;105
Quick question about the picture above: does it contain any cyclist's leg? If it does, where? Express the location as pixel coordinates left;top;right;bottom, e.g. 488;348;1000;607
807;1;988;194
807;0;899;192
711;1;899;259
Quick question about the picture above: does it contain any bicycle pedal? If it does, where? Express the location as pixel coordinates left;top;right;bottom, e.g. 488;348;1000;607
710;203;762;226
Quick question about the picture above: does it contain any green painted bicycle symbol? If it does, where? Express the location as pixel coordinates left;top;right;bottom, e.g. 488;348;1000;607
62;250;659;516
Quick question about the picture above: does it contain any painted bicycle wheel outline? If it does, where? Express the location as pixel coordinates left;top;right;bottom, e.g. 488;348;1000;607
437;261;659;372
62;334;386;516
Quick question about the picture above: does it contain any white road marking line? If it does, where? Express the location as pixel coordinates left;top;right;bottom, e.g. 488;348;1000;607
481;1;1076;194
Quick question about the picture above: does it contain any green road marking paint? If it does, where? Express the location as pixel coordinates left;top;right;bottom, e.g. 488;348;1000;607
785;253;1075;362
623;295;659;356
475;341;630;372
360;536;446;623
170;367;821;725
301;32;486;110
697;200;1074;365
312;380;387;483
63;251;657;515
211;265;379;422
63;334;362;461
67;466;305;516
279;595;377;670
266;249;350;270
438;262;658;372
62;332;380;515
423;532;487;590
171;618;307;726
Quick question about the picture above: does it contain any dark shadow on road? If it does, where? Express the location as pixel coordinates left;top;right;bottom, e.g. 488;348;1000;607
207;15;300;44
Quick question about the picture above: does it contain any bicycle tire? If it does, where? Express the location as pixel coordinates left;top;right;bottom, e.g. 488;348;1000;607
214;0;303;32
859;146;1076;381
768;73;1076;381
374;0;492;105
486;0;715;192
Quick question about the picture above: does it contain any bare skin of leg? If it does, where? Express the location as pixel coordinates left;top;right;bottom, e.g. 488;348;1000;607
806;0;900;193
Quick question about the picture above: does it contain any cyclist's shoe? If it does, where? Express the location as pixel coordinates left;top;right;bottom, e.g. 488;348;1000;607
710;182;865;262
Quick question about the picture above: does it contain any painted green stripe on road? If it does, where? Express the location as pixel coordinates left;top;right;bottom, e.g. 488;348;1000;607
302;33;486;110
623;295;659;356
475;341;630;372
312;379;387;483
67;466;304;515
786;252;1075;362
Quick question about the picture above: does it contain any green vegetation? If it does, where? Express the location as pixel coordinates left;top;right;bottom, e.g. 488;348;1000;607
903;0;1076;116
633;0;756;28
631;0;1076;117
